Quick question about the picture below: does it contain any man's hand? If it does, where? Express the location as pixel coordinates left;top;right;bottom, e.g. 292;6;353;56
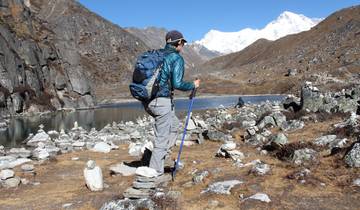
193;79;200;88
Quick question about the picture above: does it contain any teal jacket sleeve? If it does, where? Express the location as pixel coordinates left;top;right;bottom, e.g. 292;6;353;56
171;56;195;91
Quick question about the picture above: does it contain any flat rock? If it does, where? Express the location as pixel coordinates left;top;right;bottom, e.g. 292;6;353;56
245;193;271;203
91;142;111;153
202;180;243;195
250;162;271;176
353;178;360;186
7;148;32;158
21;164;34;172
0;169;15;180
314;135;337;146
123;187;153;199
3;176;20;188
100;198;155;210
0;158;32;170
110;163;136;176
221;142;237;151
133;181;156;189
135;167;158;178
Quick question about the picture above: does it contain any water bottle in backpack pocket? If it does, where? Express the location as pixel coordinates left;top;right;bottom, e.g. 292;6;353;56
129;49;170;101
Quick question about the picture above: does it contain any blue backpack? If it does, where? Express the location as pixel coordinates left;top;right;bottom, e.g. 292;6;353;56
129;49;171;102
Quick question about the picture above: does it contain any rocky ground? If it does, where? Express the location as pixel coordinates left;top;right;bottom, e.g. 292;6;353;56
0;82;359;209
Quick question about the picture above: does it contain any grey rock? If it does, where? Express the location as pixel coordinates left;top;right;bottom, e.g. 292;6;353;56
11;93;23;113
0;169;14;180
345;143;360;168
287;68;297;76
91;142;111;153
135;167;158;178
100;198;155;210
250;162;271;176
21;164;34;172
7;148;32;158
0;157;32;170
133;181;156;189
84;160;103;191
26;130;51;147
123;187;153;199
281;120;304;132
245;134;267;146
257;116;276;129
77;94;95;108
292;148;318;166
220;142;237;151
242;120;256;128
110;163;136;176
314;135;337;147
271;112;287;127
353;178;360;186
193;171;209;184
270;133;288;147
301;82;324;112
55;72;67;90
202;180;243;195
245;193;271;203
205;130;230;142
3;176;20;188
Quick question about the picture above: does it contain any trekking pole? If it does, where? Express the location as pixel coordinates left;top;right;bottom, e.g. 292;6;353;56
172;87;197;180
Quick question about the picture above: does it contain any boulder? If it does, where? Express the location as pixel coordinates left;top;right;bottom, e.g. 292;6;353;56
193;171;209;184
109;163;136;176
7;148;32;158
301;82;323;112
292;148;318;166
345;143;360;168
91;142;111;153
250;162;271;176
202;180;243;195
0;169;14;180
270;133;288;148
2;176;20;188
245;193;271;203
100;198;155;210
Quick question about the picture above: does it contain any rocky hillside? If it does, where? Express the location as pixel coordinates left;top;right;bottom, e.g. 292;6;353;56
0;0;94;117
125;27;220;71
199;6;360;95
28;0;149;101
0;0;150;117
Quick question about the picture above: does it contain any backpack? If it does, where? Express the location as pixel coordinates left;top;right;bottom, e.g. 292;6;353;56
129;49;171;102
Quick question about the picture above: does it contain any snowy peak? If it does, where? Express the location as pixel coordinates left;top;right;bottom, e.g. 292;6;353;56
196;11;323;54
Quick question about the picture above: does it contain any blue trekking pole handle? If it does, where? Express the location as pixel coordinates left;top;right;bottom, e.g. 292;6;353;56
173;88;197;179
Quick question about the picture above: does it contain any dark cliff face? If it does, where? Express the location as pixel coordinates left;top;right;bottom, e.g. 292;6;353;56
0;0;77;117
0;0;150;116
29;0;149;100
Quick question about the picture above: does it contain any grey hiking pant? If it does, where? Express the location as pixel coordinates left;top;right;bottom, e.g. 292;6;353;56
144;97;180;174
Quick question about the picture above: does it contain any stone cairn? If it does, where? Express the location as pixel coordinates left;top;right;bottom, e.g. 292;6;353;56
123;167;171;199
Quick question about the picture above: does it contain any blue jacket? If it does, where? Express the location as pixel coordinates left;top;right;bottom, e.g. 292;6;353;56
155;44;195;98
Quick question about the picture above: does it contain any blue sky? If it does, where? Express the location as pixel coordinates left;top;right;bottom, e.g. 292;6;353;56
78;0;359;42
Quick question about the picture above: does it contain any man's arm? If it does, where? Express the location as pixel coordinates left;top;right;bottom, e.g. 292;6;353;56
171;56;195;91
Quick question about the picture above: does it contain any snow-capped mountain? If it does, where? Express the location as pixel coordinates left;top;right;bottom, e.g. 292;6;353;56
195;11;323;54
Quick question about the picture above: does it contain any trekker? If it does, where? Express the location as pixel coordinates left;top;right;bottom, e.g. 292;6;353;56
143;30;200;176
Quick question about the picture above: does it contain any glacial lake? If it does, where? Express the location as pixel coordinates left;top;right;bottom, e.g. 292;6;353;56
0;95;285;147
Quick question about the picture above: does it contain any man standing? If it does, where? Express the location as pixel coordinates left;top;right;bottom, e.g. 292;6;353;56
144;30;200;176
